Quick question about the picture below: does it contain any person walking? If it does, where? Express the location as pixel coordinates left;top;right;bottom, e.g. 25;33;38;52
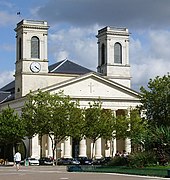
14;151;21;171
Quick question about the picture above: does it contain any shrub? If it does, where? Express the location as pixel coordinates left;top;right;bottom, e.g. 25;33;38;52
127;151;157;168
107;156;128;166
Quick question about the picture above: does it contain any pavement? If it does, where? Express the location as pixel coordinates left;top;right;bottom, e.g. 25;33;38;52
0;165;169;180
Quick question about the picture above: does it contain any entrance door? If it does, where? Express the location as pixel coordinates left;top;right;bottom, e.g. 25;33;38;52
72;139;79;158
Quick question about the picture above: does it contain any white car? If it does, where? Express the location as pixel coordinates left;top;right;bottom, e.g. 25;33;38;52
27;157;39;166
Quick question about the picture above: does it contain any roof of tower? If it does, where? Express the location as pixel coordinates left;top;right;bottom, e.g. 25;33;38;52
96;26;129;38
15;19;49;32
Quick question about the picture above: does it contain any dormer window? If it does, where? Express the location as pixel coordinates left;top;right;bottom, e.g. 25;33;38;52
114;42;122;64
31;36;40;58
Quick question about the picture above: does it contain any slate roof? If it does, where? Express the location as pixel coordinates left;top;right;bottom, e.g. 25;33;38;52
0;80;15;93
0;59;93;104
49;59;93;74
0;91;12;103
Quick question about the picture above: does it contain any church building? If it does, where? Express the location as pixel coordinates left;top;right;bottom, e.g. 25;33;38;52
0;20;140;160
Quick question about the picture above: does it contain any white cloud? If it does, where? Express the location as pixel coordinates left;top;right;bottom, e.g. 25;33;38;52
0;44;15;52
0;11;18;26
130;30;170;91
0;71;14;88
0;1;14;9
49;25;99;70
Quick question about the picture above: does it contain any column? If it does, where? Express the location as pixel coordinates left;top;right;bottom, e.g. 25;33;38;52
125;110;131;154
63;137;72;158
48;135;53;157
31;134;40;158
125;138;131;154
79;138;87;157
95;138;102;159
105;140;111;157
113;138;117;156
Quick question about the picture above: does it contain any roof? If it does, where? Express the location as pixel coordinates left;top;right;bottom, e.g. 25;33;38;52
49;59;93;74
0;59;93;104
0;91;12;103
0;80;15;93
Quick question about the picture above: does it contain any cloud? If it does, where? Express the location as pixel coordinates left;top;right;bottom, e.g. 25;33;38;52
0;44;15;52
37;0;170;29
1;0;169;92
48;25;99;70
0;71;14;88
0;11;18;26
130;30;170;91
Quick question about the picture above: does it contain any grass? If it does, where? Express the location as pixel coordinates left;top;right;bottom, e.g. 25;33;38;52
69;165;170;177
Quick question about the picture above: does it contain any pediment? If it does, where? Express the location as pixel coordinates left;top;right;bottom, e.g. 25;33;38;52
41;73;140;102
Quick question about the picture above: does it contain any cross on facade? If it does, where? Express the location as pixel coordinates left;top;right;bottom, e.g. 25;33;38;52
88;82;94;93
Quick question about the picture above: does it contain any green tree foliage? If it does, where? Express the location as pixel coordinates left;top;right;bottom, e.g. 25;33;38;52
0;106;26;157
140;74;170;161
84;101;114;158
114;112;129;140
48;92;74;161
22;90;83;161
22;90;51;138
143;125;170;164
22;90;52;157
128;109;148;151
140;73;170;126
67;101;85;141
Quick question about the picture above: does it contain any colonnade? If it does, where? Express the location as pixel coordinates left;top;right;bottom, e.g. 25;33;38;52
31;135;131;159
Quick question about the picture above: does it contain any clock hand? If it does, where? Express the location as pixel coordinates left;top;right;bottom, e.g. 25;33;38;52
35;66;40;70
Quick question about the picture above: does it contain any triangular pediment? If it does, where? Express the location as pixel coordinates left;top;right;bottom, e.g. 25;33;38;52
41;72;140;101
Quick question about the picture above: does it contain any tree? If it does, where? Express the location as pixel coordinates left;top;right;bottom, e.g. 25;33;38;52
113;112;129;140
84;101;114;159
128;109;148;152
0;106;26;158
140;73;170;126
67;101;85;141
22;90;52;157
22;90;84;163
48;92;72;162
140;74;170;162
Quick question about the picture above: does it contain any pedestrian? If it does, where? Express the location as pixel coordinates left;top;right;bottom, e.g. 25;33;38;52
14;151;21;171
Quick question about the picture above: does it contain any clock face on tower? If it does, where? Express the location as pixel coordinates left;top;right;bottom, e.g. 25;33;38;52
30;62;41;73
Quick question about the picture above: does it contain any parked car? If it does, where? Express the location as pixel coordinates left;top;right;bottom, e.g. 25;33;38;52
77;157;93;165
93;157;112;165
70;158;80;165
39;157;54;165
21;157;39;166
57;158;81;165
57;158;73;165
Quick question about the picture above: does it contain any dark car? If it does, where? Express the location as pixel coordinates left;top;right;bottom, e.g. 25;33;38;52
77;157;92;165
57;158;73;165
39;157;53;165
70;158;80;165
57;158;81;165
93;157;112;165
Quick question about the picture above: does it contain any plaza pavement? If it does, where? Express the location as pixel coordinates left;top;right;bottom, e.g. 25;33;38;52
0;165;168;180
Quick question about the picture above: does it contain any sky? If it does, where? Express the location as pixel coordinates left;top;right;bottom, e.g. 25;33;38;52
0;0;170;92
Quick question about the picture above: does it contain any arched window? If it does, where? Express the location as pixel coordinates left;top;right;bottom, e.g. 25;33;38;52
114;42;122;64
19;38;22;60
31;36;39;58
101;43;105;65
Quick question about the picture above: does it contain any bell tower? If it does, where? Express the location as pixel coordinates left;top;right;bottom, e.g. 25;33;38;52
14;20;49;99
96;26;131;88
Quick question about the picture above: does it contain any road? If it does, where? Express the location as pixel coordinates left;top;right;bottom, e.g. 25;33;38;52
0;165;168;180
